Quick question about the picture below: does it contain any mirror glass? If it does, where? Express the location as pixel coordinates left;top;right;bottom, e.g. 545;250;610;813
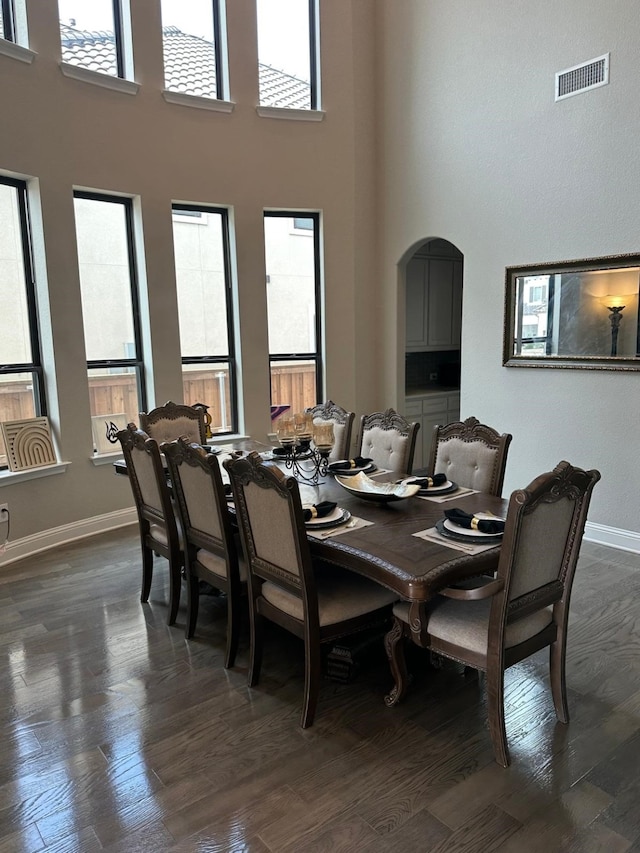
503;254;640;370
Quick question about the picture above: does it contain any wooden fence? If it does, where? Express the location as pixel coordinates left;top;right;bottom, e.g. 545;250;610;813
0;362;317;436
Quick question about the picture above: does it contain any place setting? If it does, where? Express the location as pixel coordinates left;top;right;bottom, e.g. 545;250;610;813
400;472;478;503
413;507;505;554
302;500;373;539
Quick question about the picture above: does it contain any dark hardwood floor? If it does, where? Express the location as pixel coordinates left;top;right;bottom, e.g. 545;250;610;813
1;527;639;852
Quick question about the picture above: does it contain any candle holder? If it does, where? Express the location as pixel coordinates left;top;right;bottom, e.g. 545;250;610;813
276;419;334;485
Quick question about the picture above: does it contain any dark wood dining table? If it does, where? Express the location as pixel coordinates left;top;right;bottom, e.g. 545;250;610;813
115;440;507;700
299;476;505;635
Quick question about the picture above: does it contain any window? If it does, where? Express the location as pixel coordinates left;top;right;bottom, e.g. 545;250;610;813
58;0;128;78
264;211;322;413
0;177;45;468
172;204;237;435
257;0;319;110
160;0;226;100
73;193;146;437
0;0;16;41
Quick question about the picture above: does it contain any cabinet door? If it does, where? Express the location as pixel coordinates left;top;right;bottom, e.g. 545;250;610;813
405;259;427;349
427;259;454;347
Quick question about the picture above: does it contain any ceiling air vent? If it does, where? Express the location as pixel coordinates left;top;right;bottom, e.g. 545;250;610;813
555;53;609;101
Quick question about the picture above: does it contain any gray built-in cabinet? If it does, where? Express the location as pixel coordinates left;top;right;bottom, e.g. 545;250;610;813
405;249;463;351
405;390;460;470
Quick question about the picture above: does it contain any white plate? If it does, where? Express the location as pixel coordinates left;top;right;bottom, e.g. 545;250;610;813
443;513;505;538
304;507;351;529
329;461;376;475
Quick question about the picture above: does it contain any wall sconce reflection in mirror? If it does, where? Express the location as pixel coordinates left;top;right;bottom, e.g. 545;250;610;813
503;253;640;370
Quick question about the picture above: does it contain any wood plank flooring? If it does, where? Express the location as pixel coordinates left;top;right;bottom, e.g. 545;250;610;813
0;528;639;851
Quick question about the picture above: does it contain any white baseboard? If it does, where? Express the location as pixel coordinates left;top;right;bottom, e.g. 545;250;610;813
0;513;637;570
583;521;640;554
0;508;137;567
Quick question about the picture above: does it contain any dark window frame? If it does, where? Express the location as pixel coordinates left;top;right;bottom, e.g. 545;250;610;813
172;203;238;435
0;175;46;469
308;0;319;110
161;0;225;100
73;190;147;412
111;0;126;78
1;0;16;42
264;210;323;403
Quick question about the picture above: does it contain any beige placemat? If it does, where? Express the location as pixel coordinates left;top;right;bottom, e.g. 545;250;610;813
307;517;374;540
413;526;500;554
417;486;478;503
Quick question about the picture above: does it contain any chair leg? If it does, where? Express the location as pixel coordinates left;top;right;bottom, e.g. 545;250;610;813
224;591;241;670
140;544;153;603
550;636;569;723
486;664;509;767
167;555;182;626
300;639;322;729
248;608;263;687
185;570;199;640
384;617;411;707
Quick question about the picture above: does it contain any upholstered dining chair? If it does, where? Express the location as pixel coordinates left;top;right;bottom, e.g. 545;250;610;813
356;408;420;476
305;400;355;462
117;424;184;625
386;460;600;767
139;400;207;445
162;438;246;667
427;416;513;496
225;451;398;728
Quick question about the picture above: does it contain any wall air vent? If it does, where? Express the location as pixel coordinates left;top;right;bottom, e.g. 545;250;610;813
555;53;609;101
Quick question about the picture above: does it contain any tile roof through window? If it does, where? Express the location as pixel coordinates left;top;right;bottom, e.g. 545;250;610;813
59;23;311;108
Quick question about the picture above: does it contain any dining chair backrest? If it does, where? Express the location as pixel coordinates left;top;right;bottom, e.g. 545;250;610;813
357;408;420;475
226;452;313;598
117;423;183;625
427;416;512;496
139;400;207;445
162;439;232;559
162;438;245;661
305;400;355;462
118;423;174;532
496;461;600;613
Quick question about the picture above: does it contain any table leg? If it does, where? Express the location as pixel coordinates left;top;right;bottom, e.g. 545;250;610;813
384;616;411;706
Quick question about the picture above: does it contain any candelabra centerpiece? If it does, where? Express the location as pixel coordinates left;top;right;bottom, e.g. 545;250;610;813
275;414;334;485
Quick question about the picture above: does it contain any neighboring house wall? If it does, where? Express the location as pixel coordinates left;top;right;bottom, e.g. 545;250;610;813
378;0;640;534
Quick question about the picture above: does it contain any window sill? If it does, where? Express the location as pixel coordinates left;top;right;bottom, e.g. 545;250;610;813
0;39;36;63
91;451;123;466
60;62;139;95
256;106;325;122
162;90;235;113
0;461;70;486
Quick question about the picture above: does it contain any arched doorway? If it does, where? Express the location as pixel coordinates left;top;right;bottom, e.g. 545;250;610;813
402;237;463;469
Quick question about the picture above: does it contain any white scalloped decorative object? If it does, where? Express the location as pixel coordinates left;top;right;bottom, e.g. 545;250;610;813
1;417;57;472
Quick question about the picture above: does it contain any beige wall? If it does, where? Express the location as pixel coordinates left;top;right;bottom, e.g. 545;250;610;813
0;0;379;542
377;0;640;534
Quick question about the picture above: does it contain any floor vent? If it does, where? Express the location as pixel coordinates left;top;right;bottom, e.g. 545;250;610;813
555;53;609;101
